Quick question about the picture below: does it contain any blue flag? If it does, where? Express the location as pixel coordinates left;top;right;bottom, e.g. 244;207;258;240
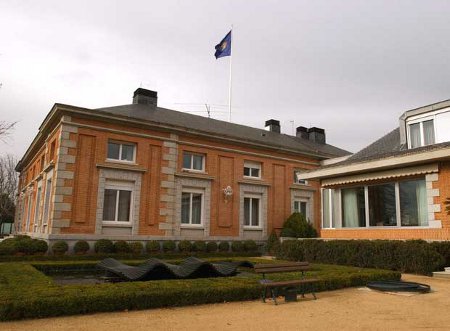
214;31;232;59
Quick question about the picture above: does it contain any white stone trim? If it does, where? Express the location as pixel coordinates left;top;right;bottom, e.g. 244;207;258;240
174;176;211;237
95;168;142;235
239;184;268;238
291;188;314;223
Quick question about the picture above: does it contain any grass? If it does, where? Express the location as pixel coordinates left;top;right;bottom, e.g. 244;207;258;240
0;258;400;321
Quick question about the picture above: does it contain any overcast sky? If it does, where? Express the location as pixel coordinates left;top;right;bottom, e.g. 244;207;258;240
1;0;450;159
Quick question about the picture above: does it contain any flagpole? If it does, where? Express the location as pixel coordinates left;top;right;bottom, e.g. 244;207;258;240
228;25;233;122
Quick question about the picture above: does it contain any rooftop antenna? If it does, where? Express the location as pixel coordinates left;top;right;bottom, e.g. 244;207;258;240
290;120;295;135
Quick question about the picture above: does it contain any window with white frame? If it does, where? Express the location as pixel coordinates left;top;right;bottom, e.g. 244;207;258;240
322;178;428;229
102;181;133;223
244;161;261;179
244;194;261;227
182;152;205;171
107;141;136;162
294;170;308;185
33;182;42;232
181;189;203;226
42;175;52;230
293;198;310;221
409;120;435;148
25;191;33;232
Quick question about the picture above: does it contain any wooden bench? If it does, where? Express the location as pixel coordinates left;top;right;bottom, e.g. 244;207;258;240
254;262;318;304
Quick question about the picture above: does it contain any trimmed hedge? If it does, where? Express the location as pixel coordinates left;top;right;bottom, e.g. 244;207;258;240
206;242;218;253
243;240;257;252
0;236;48;256
231;241;244;252
218;242;230;252
193;241;206;252
129;242;144;255
94;239;114;254
113;241;131;254
0;261;400;321
277;239;445;275
52;241;68;255
146;241;161;253
178;240;192;253
73;241;90;255
163;241;176;252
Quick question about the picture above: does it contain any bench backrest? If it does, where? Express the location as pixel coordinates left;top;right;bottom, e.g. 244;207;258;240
254;262;310;274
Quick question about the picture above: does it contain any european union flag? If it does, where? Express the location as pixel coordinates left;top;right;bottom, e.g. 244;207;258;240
214;31;232;59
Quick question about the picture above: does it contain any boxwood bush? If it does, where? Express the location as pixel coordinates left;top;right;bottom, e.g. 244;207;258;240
73;241;90;255
193;241;206;252
231;241;244;252
146;240;161;253
178;240;192;253
113;241;131;254
0;236;49;256
280;212;317;238
163;240;176;252
94;239;114;254
206;241;218;253
243;240;257;252
129;242;144;255
218;241;230;252
52;241;69;255
31;239;48;255
277;239;445;275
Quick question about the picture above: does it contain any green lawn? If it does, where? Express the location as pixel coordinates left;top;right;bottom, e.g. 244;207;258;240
0;258;400;321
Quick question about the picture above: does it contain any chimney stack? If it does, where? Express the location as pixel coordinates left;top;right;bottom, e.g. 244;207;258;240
308;127;326;144
133;88;158;106
296;126;309;139
265;119;281;133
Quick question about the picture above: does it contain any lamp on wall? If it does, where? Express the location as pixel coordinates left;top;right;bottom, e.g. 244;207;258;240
223;186;233;202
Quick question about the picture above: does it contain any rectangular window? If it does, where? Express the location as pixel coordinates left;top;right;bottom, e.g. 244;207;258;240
294;171;308;185
26;192;33;232
399;179;428;226
244;196;260;227
182;152;205;171
341;187;366;228
33;184;42;232
409;120;435;148
107;141;136;162
103;188;132;222
293;199;309;221
244;161;261;178
423;120;435;146
181;191;203;225
43;177;52;225
368;183;396;227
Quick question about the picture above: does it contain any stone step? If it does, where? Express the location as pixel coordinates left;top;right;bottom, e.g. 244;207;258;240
433;271;450;279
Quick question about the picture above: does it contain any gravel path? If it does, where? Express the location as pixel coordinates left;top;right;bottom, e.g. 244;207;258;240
2;274;450;331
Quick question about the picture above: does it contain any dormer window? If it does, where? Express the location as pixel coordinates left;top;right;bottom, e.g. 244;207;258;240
409;120;435;148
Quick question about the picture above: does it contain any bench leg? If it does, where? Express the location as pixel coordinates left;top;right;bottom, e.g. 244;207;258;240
271;288;278;305
262;287;267;303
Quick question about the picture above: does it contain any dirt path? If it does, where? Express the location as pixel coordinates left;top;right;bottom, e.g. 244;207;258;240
2;274;450;331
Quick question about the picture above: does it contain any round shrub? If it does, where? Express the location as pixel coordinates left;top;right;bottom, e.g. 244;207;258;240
31;239;48;255
281;212;318;238
13;237;34;255
218;241;230;252
243;240;258;252
193;241;206;252
114;240;131;254
94;239;114;254
146;240;161;253
0;239;17;255
231;241;244;252
206;241;218;253
52;241;68;255
178;240;193;253
74;240;90;255
162;240;176;252
129;242;144;255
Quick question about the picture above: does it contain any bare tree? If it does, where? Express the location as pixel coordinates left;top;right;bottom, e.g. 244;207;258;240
0;121;17;142
0;154;18;226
